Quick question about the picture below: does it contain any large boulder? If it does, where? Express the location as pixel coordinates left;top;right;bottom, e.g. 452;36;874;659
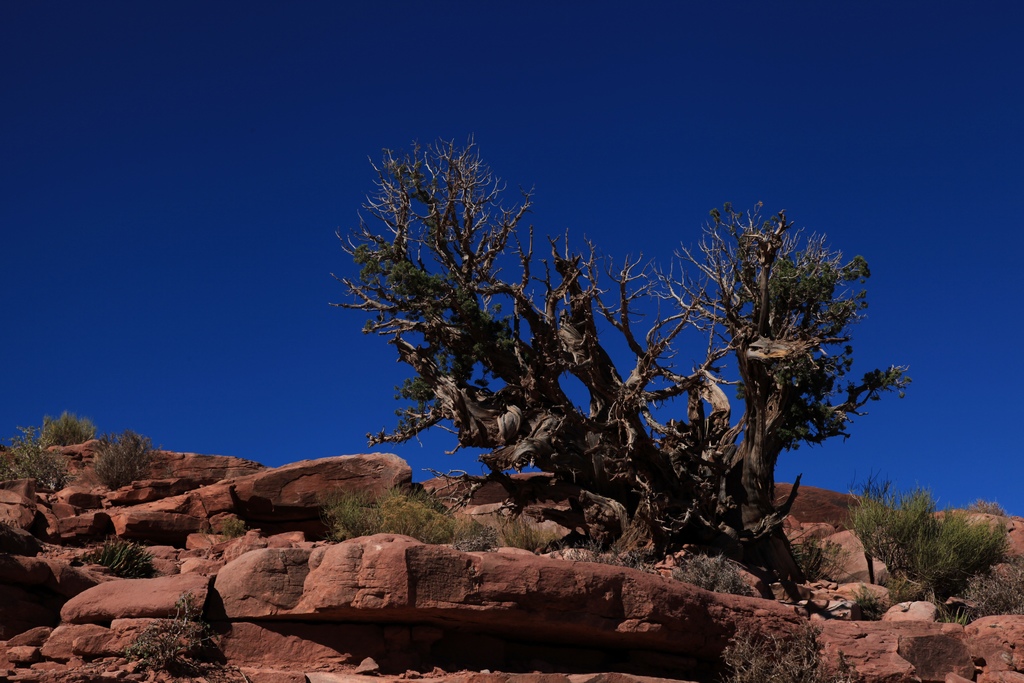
212;534;804;664
60;573;211;624
231;454;412;522
148;450;265;483
966;615;1024;675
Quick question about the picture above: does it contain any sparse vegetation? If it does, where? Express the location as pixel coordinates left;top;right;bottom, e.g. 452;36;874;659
123;591;214;674
215;516;248;538
672;553;754;597
497;515;562;552
720;622;855;683
321;487;456;544
1;425;73;490
851;482;1008;601
852;585;888;621
965;556;1024;618
41;411;97;446
451;517;499;551
94;430;154;489
966;499;1008;517
792;535;848;582
81;537;155;578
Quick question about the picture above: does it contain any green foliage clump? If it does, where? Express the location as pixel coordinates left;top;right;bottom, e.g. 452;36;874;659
1;425;73;490
852;585;888;621
214;516;248;539
792;535;848;582
81;538;155;578
965;556;1024;618
851;482;1008;601
321;487;456;545
41;411;96;446
672;553;754;597
94;430;154;489
123;591;214;674
720;623;855;683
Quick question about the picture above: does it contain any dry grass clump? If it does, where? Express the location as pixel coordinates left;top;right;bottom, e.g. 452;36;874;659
94;430;154;489
965;556;1024;618
41;411;96;446
497;515;562;552
321;487;456;545
721;623;855;683
966;499;1009;517
451;517;499;551
673;553;754;597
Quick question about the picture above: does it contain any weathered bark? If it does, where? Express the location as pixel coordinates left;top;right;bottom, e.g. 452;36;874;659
337;144;908;578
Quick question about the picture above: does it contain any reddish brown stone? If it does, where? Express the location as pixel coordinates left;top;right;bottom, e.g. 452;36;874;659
820;621;968;683
231;454;411;522
60;573;211;624
775;483;857;529
966;615;1024;674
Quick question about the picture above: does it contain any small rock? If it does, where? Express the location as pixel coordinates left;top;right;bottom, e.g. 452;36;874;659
355;657;380;675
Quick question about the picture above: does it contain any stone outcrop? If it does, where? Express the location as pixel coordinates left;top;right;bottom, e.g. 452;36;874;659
5;451;1024;683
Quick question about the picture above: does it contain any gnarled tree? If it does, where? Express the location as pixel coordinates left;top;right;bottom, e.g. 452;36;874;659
334;140;908;577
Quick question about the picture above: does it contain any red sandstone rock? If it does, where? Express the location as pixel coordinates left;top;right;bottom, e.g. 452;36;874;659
820;621;971;683
822;529;888;584
0;487;37;529
217;620;386;669
978;673;1024;683
231;454;412;522
882;601;939;623
775;483;857;529
213;534;804;662
60;573;211;624
148;450;265;483
966;615;1024;674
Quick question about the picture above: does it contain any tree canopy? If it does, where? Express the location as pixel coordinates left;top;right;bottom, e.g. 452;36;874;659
335;140;908;574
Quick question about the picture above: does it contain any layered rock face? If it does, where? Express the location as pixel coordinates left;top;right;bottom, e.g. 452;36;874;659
2;447;1024;683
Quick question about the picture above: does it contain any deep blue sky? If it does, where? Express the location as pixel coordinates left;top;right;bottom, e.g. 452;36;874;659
2;3;1022;513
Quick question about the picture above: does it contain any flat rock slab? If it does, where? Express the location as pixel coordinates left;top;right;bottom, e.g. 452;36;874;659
212;533;803;661
60;572;211;624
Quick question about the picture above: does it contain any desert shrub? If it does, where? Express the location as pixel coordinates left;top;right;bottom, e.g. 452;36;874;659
672;553;754;596
966;499;1008;517
94;430;154;489
497;515;562;552
41;411;96;446
123;591;214;673
965;556;1024;618
81;538;155;578
215;516;247;538
452;517;499;551
851;483;1008;600
321;487;456;544
1;426;73;490
793;535;848;582
721;622;855;683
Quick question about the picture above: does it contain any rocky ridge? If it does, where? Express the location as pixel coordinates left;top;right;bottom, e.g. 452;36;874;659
1;442;1023;683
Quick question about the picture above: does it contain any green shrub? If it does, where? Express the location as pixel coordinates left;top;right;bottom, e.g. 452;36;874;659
94;430;154;489
215;516;248;538
721;622;855;683
81;538;155;578
793;535;848;582
672;553;754;596
123;591;214;673
1;426;73;490
851;483;1008;600
321;487;456;544
41;412;96;446
965;556;1024;618
497;515;562;552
